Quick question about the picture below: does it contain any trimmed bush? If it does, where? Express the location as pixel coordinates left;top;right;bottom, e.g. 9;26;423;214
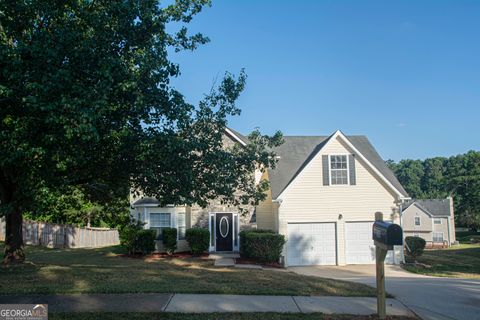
240;230;285;263
405;236;426;262
136;229;156;255
239;229;274;256
162;227;178;255
186;228;210;255
119;221;156;255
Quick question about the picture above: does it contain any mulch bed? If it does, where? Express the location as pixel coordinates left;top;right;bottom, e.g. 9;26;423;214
235;257;283;268
119;252;210;260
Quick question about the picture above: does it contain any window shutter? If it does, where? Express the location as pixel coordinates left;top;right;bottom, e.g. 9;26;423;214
322;155;330;186
349;154;356;185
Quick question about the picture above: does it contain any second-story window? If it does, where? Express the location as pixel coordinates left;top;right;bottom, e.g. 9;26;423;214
414;217;421;226
330;155;349;185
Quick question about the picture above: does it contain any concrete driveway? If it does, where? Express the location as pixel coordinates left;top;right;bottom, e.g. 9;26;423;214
290;265;480;320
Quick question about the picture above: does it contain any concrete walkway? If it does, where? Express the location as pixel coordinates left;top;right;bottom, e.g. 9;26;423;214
290;265;480;320
0;293;414;316
209;252;239;267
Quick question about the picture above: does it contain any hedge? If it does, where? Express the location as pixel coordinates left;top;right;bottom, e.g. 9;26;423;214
186;228;210;255
240;229;285;263
119;221;156;255
239;229;274;256
162;227;178;255
405;236;426;262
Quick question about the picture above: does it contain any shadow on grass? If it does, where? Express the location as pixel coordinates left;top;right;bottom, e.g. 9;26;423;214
0;242;377;297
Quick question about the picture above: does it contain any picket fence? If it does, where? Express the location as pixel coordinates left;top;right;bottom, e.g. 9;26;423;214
0;219;119;248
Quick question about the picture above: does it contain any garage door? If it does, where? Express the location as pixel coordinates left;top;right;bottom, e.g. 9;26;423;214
287;223;336;266
345;222;394;264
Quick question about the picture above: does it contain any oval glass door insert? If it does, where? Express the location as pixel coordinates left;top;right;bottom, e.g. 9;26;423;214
219;216;229;238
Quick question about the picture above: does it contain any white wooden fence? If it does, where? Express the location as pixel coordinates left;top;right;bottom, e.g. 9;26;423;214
0;219;119;248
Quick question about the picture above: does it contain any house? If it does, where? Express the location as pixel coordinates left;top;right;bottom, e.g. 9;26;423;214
131;129;410;266
401;198;456;247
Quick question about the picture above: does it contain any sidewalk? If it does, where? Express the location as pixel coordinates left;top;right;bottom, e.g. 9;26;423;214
0;293;414;316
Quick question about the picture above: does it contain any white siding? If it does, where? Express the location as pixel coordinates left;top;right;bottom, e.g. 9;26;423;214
278;136;401;266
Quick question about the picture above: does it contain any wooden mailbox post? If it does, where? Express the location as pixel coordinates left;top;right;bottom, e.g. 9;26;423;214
372;212;403;319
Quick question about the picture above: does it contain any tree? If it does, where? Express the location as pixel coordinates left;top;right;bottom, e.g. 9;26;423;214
0;0;282;263
388;151;480;230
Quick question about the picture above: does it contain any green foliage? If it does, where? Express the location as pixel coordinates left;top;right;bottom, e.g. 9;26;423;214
240;230;285;263
23;186;130;228
239;229;273;256
405;236;426;262
136;230;157;255
0;0;283;261
185;228;209;255
388;151;480;229
119;221;156;255
162;227;178;255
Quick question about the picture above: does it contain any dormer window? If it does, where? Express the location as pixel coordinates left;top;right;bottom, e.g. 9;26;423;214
330;155;349;185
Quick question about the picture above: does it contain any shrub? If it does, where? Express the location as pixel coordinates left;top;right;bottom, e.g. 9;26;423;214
119;220;156;255
136;229;156;255
119;221;143;255
185;228;210;255
162;227;178;255
239;229;274;256
405;236;426;262
241;230;285;263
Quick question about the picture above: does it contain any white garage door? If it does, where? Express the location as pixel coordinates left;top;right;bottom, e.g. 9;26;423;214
345;221;394;264
287;223;336;266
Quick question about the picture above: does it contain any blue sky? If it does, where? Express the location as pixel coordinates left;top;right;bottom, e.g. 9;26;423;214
169;1;480;161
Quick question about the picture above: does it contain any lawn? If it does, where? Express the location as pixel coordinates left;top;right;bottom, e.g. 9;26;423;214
403;243;480;279
0;243;376;296
49;312;415;320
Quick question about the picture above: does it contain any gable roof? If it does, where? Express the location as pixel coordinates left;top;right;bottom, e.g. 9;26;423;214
267;133;409;199
403;198;452;217
225;127;249;146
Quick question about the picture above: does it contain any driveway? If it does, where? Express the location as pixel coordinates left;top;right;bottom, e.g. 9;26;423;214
290;265;480;320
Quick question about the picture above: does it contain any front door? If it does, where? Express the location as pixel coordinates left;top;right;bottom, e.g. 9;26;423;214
215;213;233;251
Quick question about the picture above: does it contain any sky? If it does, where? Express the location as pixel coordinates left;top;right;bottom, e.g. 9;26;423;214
168;0;480;161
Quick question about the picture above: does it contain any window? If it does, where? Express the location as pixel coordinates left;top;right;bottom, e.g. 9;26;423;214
433;232;444;242
177;212;186;240
330;155;348;185
150;212;171;240
434;218;442;224
414;217;421;226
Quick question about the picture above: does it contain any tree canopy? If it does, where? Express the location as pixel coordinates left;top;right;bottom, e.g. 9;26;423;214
0;0;282;263
388;151;480;229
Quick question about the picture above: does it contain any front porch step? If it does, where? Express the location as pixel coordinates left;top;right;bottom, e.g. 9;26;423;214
214;258;235;267
208;253;240;259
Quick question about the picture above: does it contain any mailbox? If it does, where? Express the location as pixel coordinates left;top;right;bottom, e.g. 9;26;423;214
372;221;403;246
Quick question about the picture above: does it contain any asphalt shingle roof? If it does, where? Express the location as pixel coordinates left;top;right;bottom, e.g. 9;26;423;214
404;198;452;216
267;134;409;199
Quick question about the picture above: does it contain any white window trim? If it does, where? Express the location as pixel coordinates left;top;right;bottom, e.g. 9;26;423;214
176;212;186;240
433;218;442;225
328;154;350;186
433;232;444;242
414;217;421;226
208;212;240;252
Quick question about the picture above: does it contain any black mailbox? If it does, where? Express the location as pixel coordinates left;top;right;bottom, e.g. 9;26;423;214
372;221;403;246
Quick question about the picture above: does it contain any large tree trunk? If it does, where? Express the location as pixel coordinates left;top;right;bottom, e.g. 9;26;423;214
2;187;25;263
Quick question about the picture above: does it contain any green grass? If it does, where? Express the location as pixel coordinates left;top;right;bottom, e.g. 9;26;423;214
49;312;415;320
0;243;376;296
403;243;480;278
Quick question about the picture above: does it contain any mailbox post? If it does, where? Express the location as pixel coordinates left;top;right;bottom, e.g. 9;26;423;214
372;212;403;320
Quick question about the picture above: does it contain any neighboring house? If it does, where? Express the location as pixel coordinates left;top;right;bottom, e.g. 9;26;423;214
401;198;456;247
131;129;410;266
